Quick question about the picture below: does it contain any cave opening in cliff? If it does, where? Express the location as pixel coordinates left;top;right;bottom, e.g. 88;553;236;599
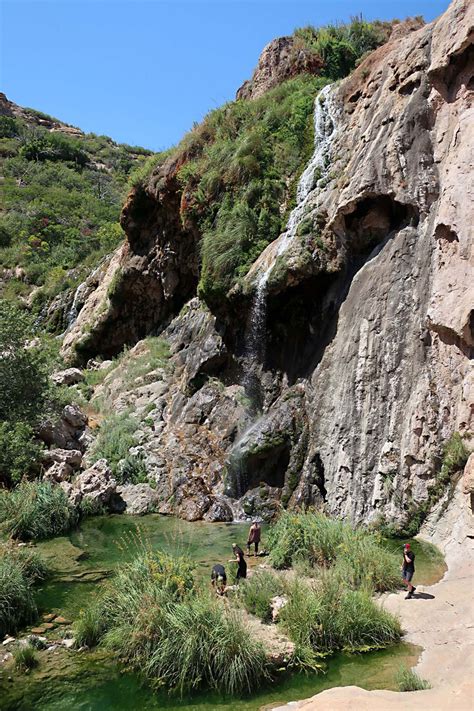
342;194;419;254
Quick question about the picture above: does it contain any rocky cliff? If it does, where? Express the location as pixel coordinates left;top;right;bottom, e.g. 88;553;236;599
60;0;473;526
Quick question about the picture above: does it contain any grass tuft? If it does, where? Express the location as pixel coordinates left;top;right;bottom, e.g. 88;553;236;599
13;643;39;671
396;666;431;691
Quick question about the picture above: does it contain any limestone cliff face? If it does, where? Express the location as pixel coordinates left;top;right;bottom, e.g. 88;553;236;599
61;0;473;525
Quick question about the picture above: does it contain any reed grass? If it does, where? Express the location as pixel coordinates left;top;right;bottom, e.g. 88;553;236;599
267;510;400;592
74;548;269;695
0;545;48;638
396;666;431;691
0;481;77;541
239;570;286;623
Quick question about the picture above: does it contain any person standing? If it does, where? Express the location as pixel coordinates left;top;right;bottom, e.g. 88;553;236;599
247;521;261;556
229;543;247;581
402;543;416;599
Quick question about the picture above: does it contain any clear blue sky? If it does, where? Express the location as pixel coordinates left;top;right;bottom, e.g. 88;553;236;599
1;0;448;151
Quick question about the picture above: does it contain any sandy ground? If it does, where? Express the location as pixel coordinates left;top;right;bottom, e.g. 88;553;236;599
270;510;474;710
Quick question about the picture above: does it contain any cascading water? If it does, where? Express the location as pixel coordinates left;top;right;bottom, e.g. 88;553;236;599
243;82;340;380
259;82;340;288
231;83;341;505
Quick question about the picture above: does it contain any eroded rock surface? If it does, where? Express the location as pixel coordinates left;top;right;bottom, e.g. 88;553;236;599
58;0;473;524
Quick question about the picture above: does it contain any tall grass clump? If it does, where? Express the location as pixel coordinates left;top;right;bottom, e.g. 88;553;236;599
0;545;48;637
267;510;400;592
281;572;401;655
0;481;78;541
13;643;39;671
240;570;286;623
396;666;431;691
74;548;269;695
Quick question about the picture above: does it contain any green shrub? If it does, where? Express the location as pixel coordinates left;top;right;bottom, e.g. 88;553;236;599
89;411;138;474
240;570;285;622
0;481;78;541
0;545;48;637
116;453;149;485
0;421;42;485
396;666;431;691
13;643;40;671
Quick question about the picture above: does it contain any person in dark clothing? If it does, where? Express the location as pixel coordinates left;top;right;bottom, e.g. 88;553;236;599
402;543;416;599
211;563;227;595
229;543;247;581
247;521;261;556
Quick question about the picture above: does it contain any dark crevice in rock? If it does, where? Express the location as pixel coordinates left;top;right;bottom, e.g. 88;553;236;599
429;42;474;103
261;196;419;382
435;223;459;242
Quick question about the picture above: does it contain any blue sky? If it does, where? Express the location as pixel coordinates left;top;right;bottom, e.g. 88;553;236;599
1;0;448;151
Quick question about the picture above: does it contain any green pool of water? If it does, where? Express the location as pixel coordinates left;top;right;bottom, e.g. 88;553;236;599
0;515;445;711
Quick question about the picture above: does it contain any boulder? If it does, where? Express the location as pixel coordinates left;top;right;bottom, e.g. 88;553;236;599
63;404;87;429
462;453;474;495
51;368;84;386
38;405;89;452
270;595;288;622
43;461;73;482
204;496;234;522
114;484;160;515
41;448;82;469
73;459;117;506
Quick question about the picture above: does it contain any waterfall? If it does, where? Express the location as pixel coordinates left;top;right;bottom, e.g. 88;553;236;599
231;83;340;501
243;82;340;376
242;278;268;408
258;82;340;288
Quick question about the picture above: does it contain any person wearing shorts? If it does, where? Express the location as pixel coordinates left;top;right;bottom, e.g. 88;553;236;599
402;543;416;599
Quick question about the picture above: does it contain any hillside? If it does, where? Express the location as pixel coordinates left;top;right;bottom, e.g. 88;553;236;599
0;92;153;332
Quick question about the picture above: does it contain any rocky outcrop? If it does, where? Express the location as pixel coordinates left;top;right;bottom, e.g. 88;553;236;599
236;37;323;101
57;0;473;524
62;459;117;508
113;484;160;515
38;405;89;453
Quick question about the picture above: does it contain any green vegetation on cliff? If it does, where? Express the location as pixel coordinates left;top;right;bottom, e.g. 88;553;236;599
130;18;391;307
0;302;53;486
0;110;151;326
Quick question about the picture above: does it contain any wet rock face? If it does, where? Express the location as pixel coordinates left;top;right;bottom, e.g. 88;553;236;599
58;0;473;523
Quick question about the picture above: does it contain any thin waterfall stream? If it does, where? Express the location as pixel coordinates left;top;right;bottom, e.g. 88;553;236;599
231;83;341;501
242;82;340;398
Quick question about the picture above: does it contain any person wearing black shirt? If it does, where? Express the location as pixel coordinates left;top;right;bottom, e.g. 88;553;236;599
211;563;227;595
229;543;247;581
402;543;416;599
